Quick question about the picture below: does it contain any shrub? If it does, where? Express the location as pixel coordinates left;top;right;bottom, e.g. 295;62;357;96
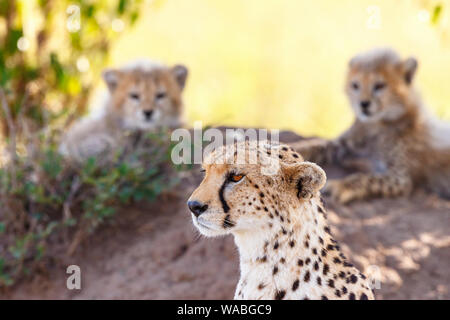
0;129;187;287
0;0;144;136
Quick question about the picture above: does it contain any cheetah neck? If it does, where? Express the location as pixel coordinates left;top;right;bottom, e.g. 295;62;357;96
103;106;125;132
380;93;424;134
232;197;348;300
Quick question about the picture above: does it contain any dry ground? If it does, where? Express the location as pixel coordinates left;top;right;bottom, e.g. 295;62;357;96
3;131;450;300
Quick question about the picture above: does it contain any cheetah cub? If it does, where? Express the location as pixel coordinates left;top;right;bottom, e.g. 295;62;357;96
59;59;188;163
294;48;450;203
188;141;374;300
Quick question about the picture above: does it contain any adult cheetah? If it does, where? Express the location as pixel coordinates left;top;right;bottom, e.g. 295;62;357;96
187;141;374;300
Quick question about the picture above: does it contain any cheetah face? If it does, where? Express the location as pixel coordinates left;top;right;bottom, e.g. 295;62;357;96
102;65;188;130
346;51;417;123
187;141;326;237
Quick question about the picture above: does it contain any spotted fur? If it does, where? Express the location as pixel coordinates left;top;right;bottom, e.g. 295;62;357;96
292;48;450;203
59;59;188;163
188;141;374;300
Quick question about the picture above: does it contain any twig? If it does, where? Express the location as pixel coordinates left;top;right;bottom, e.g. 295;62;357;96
62;175;81;246
0;88;17;161
67;228;85;257
16;92;35;165
0;88;17;189
63;176;81;222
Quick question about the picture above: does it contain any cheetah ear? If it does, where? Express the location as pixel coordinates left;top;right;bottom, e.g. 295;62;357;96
281;162;326;199
402;57;418;85
171;65;188;90
349;56;357;68
102;69;121;92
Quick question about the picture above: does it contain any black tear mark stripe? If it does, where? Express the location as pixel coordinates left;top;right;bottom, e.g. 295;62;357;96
219;179;230;213
296;178;303;198
223;214;235;229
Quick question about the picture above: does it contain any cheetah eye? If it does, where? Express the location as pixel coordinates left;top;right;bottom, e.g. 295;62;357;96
155;92;167;100
229;174;244;183
373;82;386;91
200;168;206;174
351;82;359;90
129;92;140;100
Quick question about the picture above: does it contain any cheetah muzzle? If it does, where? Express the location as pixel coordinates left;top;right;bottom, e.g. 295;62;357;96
187;141;375;300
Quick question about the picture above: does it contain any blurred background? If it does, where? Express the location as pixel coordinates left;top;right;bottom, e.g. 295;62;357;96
2;0;449;140
108;0;450;138
1;0;449;299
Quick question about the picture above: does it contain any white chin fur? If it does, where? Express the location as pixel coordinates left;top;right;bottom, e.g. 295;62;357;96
122;119;156;130
122;109;163;131
192;216;226;237
357;114;370;122
136;121;158;130
356;112;376;123
355;107;383;123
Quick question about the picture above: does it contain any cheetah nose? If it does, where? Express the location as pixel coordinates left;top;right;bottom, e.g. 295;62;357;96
143;110;154;120
360;100;371;109
187;200;208;217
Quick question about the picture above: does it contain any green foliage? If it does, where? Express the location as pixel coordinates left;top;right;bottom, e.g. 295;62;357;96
431;4;442;24
0;1;163;287
0;0;144;135
0;130;187;287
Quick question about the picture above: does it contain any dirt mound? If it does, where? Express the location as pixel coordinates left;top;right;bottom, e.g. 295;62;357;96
2;132;449;300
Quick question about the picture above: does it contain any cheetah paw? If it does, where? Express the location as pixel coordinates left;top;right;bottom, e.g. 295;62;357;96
322;180;356;204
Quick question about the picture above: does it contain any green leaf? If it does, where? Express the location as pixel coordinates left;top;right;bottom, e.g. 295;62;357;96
100;207;116;217
36;244;45;260
83;157;98;176
50;53;67;89
42;150;63;178
64;218;77;227
0;49;11;86
118;0;128;14
0;274;14;287
85;5;95;18
42;222;58;238
32;212;43;221
431;4;442;24
130;11;139;25
118;186;134;202
10;239;27;259
0;1;9;15
5;28;23;54
117;162;130;175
